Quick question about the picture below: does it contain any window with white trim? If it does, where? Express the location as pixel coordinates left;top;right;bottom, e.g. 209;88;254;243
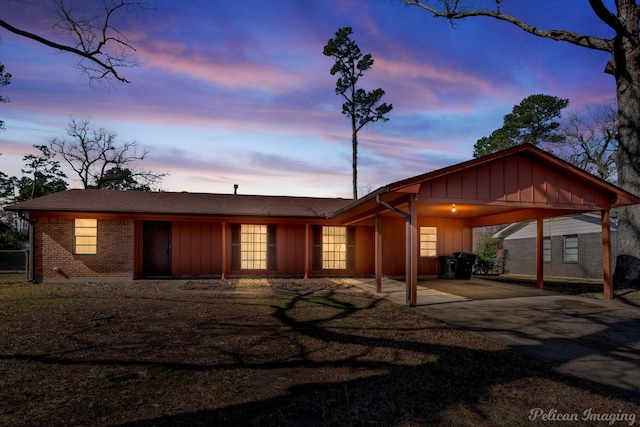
322;226;347;269
563;235;578;262
543;237;551;263
74;219;97;255
420;226;437;257
240;224;267;269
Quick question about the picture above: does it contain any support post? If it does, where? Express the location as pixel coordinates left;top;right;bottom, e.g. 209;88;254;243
602;210;613;300
536;218;543;289
375;213;382;293
304;224;310;279
221;221;227;280
409;196;418;306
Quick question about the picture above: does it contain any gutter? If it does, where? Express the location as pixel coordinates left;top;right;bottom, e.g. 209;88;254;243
17;211;35;282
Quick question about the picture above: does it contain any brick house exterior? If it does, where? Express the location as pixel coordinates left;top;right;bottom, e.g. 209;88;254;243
36;217;135;281
8;144;639;303
496;214;618;280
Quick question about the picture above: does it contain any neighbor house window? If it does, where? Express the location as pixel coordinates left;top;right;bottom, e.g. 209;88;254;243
74;219;97;255
231;224;276;270
543;237;551;263
563;235;578;262
420;226;437;257
312;226;355;270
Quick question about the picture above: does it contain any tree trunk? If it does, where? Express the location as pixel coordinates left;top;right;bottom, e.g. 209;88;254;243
352;118;358;199
612;3;640;285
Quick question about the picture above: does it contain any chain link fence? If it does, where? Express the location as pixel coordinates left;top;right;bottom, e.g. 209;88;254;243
0;250;29;282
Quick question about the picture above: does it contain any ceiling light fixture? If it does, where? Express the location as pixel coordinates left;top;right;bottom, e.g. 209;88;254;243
451;204;456;213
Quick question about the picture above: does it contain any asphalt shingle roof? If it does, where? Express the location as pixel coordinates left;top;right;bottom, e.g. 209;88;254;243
5;189;354;219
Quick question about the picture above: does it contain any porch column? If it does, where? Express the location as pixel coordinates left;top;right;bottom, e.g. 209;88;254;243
601;210;613;300
221;221;227;280
375;213;382;293
407;196;418;306
536;218;543;289
304;224;310;279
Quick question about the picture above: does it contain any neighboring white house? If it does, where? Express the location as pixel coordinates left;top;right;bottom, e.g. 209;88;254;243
494;213;617;280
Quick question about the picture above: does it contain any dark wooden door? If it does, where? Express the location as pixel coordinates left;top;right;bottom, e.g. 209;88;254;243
143;222;172;277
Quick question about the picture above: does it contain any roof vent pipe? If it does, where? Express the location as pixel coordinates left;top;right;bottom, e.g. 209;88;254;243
234;184;238;195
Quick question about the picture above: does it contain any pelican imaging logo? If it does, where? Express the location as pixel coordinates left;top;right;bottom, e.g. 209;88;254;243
529;408;636;425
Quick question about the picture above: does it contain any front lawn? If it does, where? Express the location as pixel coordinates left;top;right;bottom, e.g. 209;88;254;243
0;281;638;426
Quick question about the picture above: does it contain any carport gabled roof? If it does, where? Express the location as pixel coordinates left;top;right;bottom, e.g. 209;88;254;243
330;144;640;227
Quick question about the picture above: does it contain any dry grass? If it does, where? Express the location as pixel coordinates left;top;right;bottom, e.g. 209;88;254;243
1;280;638;426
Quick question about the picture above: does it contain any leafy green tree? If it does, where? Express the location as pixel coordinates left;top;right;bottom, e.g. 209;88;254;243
15;145;68;202
402;0;640;283
473;94;569;157
323;27;393;198
99;167;152;191
0;63;10;131
473;227;505;275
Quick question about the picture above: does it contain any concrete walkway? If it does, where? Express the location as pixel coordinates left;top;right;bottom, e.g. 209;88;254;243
343;277;640;397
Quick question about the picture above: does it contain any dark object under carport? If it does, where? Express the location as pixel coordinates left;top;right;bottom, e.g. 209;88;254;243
438;256;457;279
453;252;477;280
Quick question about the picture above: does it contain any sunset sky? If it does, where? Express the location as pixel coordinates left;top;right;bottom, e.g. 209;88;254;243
0;0;616;199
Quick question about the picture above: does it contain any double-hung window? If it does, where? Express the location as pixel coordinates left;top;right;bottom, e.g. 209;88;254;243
563;235;578;262
419;226;437;257
543;237;551;263
74;219;97;255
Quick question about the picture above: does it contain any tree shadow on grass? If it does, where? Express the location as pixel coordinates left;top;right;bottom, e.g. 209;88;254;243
2;291;639;426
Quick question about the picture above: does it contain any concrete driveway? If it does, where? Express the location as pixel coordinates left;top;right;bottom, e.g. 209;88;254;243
345;277;640;396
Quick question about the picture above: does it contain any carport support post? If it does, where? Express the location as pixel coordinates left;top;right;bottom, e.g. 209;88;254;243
601;209;613;300
536;218;544;289
407;196;418;306
375;213;382;293
304;224;310;279
221;221;227;280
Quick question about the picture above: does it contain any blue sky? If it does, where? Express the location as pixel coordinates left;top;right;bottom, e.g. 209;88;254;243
0;0;616;198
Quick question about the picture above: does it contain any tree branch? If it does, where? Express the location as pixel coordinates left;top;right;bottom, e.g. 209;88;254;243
0;1;151;84
403;0;614;52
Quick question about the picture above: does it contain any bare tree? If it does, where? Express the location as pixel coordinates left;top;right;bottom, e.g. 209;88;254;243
0;0;152;84
556;104;618;183
0;63;10;130
49;118;167;190
403;0;640;271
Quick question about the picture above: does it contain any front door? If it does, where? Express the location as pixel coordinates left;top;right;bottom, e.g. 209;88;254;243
143;221;172;277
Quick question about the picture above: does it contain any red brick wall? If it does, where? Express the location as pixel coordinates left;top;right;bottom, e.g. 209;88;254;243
34;217;134;282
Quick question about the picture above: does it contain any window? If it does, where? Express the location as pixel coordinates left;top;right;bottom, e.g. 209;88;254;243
74;219;97;255
420;226;437;257
240;224;267;269
312;226;355;270
323;226;347;269
231;224;276;270
563;235;578;262
543;237;551;263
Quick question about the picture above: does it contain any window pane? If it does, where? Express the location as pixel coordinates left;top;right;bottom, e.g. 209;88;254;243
564;235;578;262
74;219;97;255
241;224;267;269
543;237;551;263
323;226;347;269
420;226;437;257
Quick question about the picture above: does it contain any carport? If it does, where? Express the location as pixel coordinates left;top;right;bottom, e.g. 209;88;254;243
331;144;640;306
